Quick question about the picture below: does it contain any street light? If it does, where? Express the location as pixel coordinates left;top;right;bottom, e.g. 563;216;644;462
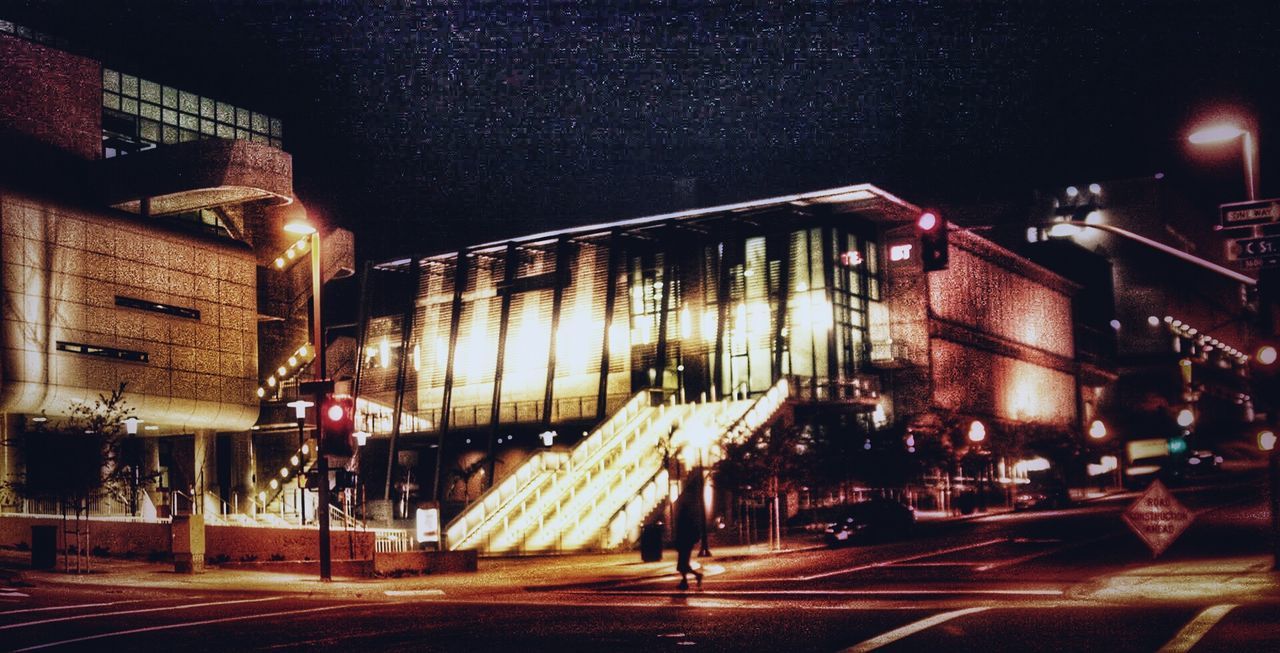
286;399;314;523
1088;419;1107;440
284;214;331;582
124;417;139;516
1188;122;1259;201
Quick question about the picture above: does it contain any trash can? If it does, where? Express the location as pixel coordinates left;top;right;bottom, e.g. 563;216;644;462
640;522;664;562
31;525;57;570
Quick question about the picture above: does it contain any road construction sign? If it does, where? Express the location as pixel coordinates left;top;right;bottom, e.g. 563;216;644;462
1122;479;1193;557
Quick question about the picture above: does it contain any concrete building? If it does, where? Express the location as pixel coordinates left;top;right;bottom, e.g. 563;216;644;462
356;185;1082;552
1015;178;1259;485
0;21;352;526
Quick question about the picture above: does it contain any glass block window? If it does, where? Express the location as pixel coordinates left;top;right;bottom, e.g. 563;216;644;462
101;67;282;157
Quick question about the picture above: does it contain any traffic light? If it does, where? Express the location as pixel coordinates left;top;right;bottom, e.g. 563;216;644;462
916;211;949;271
1167;435;1188;456
320;394;355;456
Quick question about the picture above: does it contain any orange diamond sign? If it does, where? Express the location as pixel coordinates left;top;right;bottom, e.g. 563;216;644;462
1122;479;1194;557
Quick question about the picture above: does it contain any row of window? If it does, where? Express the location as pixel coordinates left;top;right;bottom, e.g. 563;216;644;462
101;68;282;155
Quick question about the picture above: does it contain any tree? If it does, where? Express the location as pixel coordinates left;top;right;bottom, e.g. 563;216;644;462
446;453;497;504
1;383;156;568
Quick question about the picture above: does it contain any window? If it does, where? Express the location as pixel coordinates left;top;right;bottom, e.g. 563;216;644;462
115;296;201;320
56;341;149;363
101;68;282;157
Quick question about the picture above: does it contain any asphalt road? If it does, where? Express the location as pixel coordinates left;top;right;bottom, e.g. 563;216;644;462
3;474;1278;652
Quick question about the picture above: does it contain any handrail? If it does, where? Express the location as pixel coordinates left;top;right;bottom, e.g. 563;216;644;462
445;390;651;550
486;402;660;552
522;405;686;551
722;377;790;446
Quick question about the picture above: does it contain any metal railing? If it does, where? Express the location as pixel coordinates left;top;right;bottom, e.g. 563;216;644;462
444;390;651;550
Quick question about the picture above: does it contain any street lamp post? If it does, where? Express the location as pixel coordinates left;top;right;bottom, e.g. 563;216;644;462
287;399;313;523
697;446;711;558
285;217;331;582
1190;119;1279;570
124;417;139;516
1189;123;1259;201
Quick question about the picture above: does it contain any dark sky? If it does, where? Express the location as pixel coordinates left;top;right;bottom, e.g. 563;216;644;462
8;1;1280;259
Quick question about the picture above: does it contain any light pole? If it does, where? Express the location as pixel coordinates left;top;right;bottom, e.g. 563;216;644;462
697;445;711;558
287;399;313;523
1189;123;1259;201
1190;119;1278;570
284;216;331;582
124;416;139;516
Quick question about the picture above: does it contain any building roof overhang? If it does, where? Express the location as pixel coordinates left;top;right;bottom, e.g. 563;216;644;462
378;183;921;269
98;138;294;216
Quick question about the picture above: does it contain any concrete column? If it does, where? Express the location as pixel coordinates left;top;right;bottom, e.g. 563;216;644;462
193;430;217;516
231;431;255;515
1;414;22;511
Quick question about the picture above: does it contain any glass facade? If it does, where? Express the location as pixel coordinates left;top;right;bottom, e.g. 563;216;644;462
100;68;282;158
357;218;886;437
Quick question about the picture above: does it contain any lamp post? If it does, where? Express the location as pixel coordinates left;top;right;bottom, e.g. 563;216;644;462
287;399;313;523
284;216;331;582
968;420;987;512
124;416;139;516
697;445;712;558
1189;123;1259;201
1190;119;1279;569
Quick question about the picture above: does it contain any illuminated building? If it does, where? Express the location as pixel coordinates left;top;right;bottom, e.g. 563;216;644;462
1019;177;1258;485
0;22;352;521
357;185;1083;550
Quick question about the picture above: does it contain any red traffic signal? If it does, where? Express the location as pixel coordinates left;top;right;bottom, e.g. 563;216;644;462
916;211;949;271
320;394;355;456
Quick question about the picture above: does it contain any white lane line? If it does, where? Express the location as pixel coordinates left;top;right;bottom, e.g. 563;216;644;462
0;596;282;631
0;599;151;616
583;589;1063;597
12;603;363;652
801;539;1007;580
1156;604;1238;653
891;562;986;567
384;589;445;597
839;607;989;653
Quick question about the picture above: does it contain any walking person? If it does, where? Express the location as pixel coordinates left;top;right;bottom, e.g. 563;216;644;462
673;468;705;590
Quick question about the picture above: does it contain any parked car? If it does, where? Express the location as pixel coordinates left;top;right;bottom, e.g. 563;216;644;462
1013;484;1071;511
1185;450;1223;475
822;499;915;546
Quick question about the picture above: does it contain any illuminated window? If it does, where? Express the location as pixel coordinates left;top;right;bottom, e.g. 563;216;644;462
115;296;201;320
56;341;149;363
101;68;282;158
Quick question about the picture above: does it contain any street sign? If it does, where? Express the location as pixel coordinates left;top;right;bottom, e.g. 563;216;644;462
1221;198;1280;229
1122;480;1193;557
1227;234;1280;261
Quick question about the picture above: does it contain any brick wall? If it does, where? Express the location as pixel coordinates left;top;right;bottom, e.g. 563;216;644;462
0;515;170;556
0;34;101;160
205;524;375;562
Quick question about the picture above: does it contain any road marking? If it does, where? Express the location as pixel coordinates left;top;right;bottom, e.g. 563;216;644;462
584;589;1064;597
801;538;1006;580
891;562;986;567
12;603;362;652
384;589;446;597
1156;604;1238;653
0;599;151;615
0;596;282;631
839;607;989;652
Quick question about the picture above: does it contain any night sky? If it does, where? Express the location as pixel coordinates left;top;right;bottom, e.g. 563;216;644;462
7;1;1280;260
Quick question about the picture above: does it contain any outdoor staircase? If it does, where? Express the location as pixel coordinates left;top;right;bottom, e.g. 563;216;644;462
444;378;792;554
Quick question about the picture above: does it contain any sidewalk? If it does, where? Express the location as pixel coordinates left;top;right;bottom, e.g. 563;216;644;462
0;537;823;600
